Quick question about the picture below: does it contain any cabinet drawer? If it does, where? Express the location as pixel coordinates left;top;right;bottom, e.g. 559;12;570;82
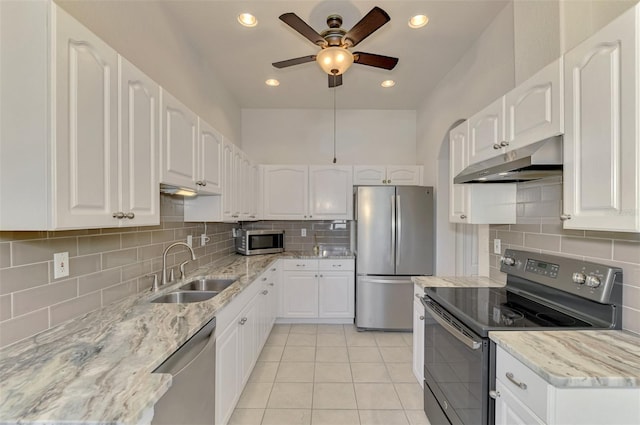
283;259;318;271
318;259;354;271
496;347;549;420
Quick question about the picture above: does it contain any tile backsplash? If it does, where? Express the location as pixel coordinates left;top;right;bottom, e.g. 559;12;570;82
489;176;640;334
240;220;351;252
0;195;235;348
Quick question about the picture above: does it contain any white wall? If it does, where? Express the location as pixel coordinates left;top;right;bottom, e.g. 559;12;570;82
56;0;242;143
415;2;516;276
241;109;417;165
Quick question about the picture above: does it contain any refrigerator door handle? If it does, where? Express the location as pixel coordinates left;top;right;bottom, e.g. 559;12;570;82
390;195;396;266
396;194;401;268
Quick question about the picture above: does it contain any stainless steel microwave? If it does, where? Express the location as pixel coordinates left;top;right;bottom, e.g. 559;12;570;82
235;229;285;255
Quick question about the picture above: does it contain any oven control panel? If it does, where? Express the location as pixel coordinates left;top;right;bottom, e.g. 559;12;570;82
500;249;622;304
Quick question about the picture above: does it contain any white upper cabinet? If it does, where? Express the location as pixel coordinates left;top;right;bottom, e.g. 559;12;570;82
353;165;423;185
221;140;236;220
197;119;223;195
505;58;564;150
160;89;197;189
562;4;640;232
263;165;310;220
309;166;353;220
118;57;160;226
449;121;470;223
468;97;506;164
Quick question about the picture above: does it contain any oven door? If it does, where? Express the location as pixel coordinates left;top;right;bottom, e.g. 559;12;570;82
421;296;490;425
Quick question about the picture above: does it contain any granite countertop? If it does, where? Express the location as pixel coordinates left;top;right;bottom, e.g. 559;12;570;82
490;330;640;388
283;250;355;259
0;253;283;425
412;275;506;288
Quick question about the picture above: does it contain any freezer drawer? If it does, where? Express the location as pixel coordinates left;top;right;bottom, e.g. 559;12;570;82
356;276;413;330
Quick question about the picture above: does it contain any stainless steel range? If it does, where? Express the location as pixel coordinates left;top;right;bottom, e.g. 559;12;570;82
420;249;623;425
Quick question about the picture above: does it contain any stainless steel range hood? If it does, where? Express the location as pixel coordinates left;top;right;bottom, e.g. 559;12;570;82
454;136;563;183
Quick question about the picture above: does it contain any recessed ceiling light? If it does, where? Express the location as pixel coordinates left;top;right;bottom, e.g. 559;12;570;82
408;14;429;29
265;79;280;87
381;80;395;88
238;13;258;27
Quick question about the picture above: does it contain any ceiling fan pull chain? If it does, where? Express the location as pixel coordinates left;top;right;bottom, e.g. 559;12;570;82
333;86;337;164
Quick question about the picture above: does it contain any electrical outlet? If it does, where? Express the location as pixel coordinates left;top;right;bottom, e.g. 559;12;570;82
186;235;193;247
54;252;69;279
301;228;307;237
494;239;501;254
201;233;208;246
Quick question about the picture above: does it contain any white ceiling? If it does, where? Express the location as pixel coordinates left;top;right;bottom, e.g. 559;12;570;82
58;1;510;110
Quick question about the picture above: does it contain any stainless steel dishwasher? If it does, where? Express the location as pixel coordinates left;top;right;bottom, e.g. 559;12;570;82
151;317;216;425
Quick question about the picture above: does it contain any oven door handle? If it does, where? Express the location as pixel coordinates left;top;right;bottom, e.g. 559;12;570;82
422;300;482;350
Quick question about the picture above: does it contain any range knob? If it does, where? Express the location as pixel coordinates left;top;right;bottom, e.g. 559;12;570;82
501;256;516;266
572;272;586;285
585;275;602;288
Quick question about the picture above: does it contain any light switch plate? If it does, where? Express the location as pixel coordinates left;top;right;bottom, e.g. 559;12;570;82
494;239;501;254
54;252;69;279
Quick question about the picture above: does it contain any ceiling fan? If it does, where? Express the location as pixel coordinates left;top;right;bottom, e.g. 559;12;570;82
272;6;399;87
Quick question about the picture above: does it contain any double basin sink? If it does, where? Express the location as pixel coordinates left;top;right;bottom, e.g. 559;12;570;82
151;278;236;304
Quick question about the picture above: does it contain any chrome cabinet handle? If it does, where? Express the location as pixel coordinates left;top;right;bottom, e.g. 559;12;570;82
560;214;572;221
419;316;424;320
489;390;500;399
415;294;423;300
388;180;391;183
262;290;268;295
505;372;527;390
460;214;467;219
239;317;248;325
296;264;306;267
382;179;387;184
113;212;125;219
125;212;135;219
493;143;501;149
500;141;509;147
332;264;342;267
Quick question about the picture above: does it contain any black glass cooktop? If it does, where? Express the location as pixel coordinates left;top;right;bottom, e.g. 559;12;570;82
424;286;594;337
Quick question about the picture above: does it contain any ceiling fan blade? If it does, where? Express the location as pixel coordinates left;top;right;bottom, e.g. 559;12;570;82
353;52;398;70
328;74;343;88
279;13;327;47
342;7;390;47
272;55;317;68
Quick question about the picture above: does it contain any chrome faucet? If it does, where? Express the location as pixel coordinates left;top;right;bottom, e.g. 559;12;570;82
161;242;197;286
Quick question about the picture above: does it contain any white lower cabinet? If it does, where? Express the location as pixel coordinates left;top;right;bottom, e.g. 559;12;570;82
280;259;355;322
494;346;640;425
412;284;424;387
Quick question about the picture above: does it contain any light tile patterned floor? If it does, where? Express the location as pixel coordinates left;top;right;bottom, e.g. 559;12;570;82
229;324;431;425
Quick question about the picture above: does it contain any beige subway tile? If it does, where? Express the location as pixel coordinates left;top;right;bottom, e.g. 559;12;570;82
79;269;121;295
622;307;640;335
561;237;612;259
510;223;541;233
541;222;585;237
0;243;10;268
122;260;153;282
151;230;175;244
121;232;152;248
613;241;640;265
102;248;138;270
496;230;524;246
0;294;11;321
0;262;49;295
101;226;138;234
12;237;78;266
138;244;164;261
516;186;541;203
0;231;47;242
522;200;561;218
78;234;121;255
524;233;561;252
0;308;48;348
49;229;98;238
541;184;562;201
623;285;640;311
585;231;640;242
51;254;101;282
50;292;102;326
102;280;137;305
13;278;77;317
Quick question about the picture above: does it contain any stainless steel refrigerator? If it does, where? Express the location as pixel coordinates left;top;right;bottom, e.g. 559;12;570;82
355;186;434;330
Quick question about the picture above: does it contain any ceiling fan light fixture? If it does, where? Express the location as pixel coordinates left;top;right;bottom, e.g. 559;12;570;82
316;47;354;75
408;14;429;29
265;79;280;86
381;80;395;88
237;13;258;27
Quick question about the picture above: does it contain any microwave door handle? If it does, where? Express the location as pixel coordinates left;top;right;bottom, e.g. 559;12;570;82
422;301;482;350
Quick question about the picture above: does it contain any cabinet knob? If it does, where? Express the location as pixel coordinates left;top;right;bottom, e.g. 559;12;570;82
262;290;268;295
560;214;572;221
489;390;500;399
201;181;207;187
492;143;501;150
382;179;387;184
460;214;467;219
499;141;509;147
319;274;323;277
271;268;276;271
239;317;248;325
419;316;424;320
315;274;318;278
113;212;125;219
262;277;267;281
125;212;135;219
269;282;274;286
387;180;391;183
309;215;312;218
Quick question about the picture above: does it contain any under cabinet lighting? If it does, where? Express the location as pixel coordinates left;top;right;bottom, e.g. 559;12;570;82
238;13;258;27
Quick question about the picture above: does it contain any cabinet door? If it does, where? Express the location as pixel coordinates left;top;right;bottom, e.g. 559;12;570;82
160;89;197;189
563;7;639;232
506;58;563;150
55;8;119;229
221;140;235;220
309;166;353;220
469;96;506;164
353;166;386;185
281;272;318;318
238;296;259;386
494;380;545;425
119;57;159;227
412;294;424;387
263;166;309;220
240;154;252;219
197;119;222;194
318;272;354;318
449;121;470;223
215;322;240;425
249;163;260;219
386;166;422;185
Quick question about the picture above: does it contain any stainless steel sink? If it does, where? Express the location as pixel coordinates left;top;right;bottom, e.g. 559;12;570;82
179;278;236;292
151;291;217;304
